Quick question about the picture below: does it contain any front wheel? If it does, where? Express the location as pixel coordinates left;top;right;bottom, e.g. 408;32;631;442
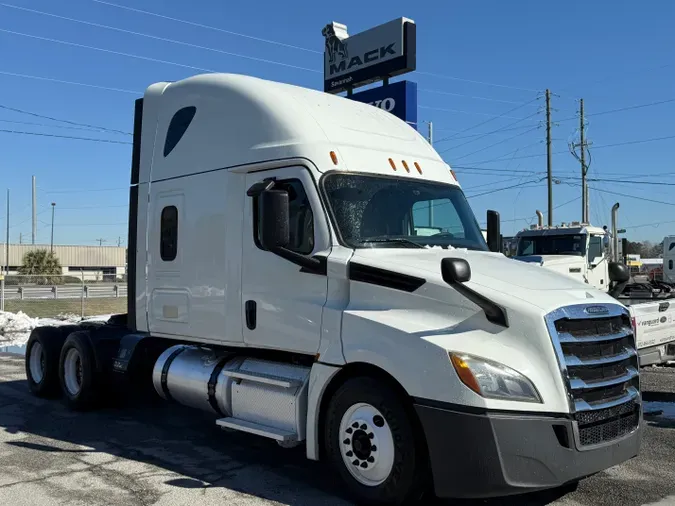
324;377;429;505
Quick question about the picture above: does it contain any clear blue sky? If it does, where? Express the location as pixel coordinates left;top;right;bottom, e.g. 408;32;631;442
1;0;674;246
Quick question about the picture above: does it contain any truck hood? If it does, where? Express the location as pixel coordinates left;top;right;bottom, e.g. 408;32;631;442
351;248;610;312
512;254;587;283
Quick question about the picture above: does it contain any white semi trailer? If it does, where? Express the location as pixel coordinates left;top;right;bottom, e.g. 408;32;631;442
24;74;642;505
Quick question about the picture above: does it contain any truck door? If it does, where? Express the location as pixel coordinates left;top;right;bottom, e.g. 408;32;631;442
241;166;330;354
586;234;608;290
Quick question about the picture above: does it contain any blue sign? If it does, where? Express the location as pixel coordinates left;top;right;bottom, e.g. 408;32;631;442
348;80;417;129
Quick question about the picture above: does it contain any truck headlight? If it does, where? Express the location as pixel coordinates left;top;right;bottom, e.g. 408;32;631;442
449;352;542;403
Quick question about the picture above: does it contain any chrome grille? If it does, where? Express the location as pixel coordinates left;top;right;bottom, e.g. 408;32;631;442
545;304;641;449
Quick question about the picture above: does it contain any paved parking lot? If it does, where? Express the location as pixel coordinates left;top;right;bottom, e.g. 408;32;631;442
2;353;675;506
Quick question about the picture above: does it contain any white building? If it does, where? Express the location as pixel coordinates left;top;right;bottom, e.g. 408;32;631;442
0;243;127;281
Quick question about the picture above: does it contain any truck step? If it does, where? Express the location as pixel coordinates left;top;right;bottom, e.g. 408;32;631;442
221;369;302;388
216;417;297;442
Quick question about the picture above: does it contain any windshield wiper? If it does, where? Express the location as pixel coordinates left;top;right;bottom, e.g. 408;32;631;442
361;238;425;249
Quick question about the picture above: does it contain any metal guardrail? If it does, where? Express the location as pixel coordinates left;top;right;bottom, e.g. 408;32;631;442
2;283;127;301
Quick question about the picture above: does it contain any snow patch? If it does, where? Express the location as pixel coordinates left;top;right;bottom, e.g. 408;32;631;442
0;311;113;349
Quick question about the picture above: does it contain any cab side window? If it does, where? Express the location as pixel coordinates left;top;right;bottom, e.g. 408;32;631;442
160;205;178;261
254;179;314;255
588;235;603;262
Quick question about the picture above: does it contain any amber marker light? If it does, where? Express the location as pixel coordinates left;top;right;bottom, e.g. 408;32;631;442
449;353;482;396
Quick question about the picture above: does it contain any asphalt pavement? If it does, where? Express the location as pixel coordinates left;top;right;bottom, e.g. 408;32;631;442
1;353;675;506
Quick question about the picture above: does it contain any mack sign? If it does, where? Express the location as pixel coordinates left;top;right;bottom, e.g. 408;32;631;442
322;18;416;94
348;81;417;127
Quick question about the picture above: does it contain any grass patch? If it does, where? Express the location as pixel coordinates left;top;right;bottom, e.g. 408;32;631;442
5;297;127;319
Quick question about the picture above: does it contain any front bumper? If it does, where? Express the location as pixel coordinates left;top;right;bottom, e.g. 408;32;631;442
415;401;642;499
639;342;675;367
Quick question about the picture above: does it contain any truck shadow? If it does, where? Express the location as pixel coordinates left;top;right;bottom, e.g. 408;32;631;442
0;372;571;506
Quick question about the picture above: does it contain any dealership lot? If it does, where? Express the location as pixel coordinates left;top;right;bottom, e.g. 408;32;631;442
1;353;675;506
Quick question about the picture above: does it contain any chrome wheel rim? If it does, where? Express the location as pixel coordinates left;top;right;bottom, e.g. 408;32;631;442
63;348;83;396
338;403;395;487
29;342;45;384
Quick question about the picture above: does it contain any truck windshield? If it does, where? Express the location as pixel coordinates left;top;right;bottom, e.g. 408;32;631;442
322;173;488;251
517;234;587;257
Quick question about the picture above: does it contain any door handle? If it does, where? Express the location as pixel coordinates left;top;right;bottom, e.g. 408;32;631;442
245;300;257;330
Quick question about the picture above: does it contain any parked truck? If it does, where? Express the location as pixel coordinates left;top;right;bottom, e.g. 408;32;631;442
24;74;642;505
514;207;675;366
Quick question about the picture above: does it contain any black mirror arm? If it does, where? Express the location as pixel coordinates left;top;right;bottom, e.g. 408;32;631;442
272;247;326;274
449;282;509;328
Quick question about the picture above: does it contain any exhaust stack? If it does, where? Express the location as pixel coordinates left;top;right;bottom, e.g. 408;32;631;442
611;203;620;262
536;210;544;227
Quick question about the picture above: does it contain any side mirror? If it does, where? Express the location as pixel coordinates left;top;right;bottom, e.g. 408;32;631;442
259;189;290;250
486;210;501;253
441;258;471;284
608;261;630;283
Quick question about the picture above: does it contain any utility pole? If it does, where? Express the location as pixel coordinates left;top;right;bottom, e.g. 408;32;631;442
32;175;36;245
5;189;9;275
545;89;553;226
50;202;56;254
579;99;588;223
97;238;107;246
19;233;22;245
117;236;122;247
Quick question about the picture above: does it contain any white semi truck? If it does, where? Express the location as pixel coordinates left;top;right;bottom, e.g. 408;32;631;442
24;74;641;505
514;207;675;367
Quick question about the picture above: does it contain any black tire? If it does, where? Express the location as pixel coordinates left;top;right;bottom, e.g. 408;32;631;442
58;331;99;411
25;327;69;398
324;376;429;506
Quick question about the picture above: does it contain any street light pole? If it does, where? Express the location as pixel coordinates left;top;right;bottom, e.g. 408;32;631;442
50;202;56;253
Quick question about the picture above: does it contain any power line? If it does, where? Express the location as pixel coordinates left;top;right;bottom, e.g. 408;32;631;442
0;70;139;94
586;185;675;207
0;5;320;74
436;113;540;149
55;204;129;210
51;223;127;227
0;29;214;75
466;133;675;165
457;139;543;165
418;88;538;105
0;129;132;144
557;97;675;123
434;97;540;143
418;105;534;120
0;104;131;135
442;126;540;158
88;0;321;54
0;118;120;133
415;71;539;93
40;186;128;194
433;123;538;142
622;218;675;230
466;178;546;198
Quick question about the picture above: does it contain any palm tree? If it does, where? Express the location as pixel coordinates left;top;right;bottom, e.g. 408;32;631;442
18;249;63;285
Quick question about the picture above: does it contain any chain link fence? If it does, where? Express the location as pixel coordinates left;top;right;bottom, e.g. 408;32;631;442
0;272;127;318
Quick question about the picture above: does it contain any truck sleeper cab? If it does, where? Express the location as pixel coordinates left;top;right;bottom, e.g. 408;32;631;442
24;74;641;506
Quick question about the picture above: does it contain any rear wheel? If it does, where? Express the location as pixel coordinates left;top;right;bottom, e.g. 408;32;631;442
325;376;429;505
59;332;99;410
25;327;68;398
